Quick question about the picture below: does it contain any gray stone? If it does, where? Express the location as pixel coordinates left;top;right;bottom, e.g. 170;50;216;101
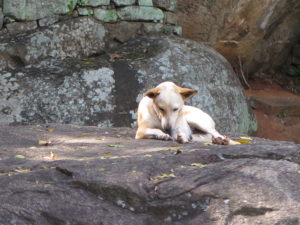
153;0;177;12
164;11;177;25
0;35;256;134
94;8;118;22
6;21;37;35
138;0;153;6
78;7;94;16
0;8;3;30
0;17;106;71
117;6;164;22
113;0;136;6
0;124;300;225
78;0;110;6
105;21;142;43
3;0;78;21
38;16;59;27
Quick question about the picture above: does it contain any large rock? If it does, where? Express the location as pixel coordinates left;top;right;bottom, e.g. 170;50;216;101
0;17;106;71
0;124;300;224
177;0;300;75
3;0;78;21
0;35;256;134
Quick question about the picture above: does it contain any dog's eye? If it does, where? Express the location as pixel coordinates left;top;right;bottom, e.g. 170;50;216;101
159;107;164;112
173;108;179;112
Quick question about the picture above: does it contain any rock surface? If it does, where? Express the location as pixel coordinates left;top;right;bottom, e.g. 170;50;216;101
0;17;106;71
177;0;300;76
0;124;300;225
0;35;256;134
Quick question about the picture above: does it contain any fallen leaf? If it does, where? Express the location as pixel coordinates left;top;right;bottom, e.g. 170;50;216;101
180;165;187;169
132;170;137;173
143;154;152;158
15;154;26;159
239;136;253;140
235;139;251;144
98;168;106;172
151;173;176;181
102;152;112;156
79;146;88;149
107;144;125;148
79;132;91;136
30;146;37;150
39;140;51;146
35;180;41;184
15;169;31;173
46;128;54;132
191;163;207;168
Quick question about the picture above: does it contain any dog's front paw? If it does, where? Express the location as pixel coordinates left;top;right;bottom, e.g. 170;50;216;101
176;133;189;144
156;133;172;141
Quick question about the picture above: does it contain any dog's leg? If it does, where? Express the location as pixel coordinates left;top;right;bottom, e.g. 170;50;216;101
184;107;240;145
173;116;192;144
135;128;172;141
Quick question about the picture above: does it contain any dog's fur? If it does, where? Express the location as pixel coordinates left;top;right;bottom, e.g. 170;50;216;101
135;81;240;145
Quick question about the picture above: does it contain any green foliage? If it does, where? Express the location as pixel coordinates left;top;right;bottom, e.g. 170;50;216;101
67;0;78;15
79;0;89;6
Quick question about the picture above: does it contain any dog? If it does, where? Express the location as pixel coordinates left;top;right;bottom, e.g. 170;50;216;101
135;81;240;145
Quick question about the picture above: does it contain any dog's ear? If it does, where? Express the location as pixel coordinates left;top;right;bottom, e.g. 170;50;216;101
144;88;160;98
179;88;198;100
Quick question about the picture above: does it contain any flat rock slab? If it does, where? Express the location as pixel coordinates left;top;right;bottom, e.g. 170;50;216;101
1;124;300;225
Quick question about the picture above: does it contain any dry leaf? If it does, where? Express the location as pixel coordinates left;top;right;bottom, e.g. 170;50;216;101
39;140;51;146
46;128;54;132
107;144;124;148
15;154;25;159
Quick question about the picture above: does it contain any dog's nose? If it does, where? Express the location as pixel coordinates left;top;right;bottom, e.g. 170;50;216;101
164;127;172;135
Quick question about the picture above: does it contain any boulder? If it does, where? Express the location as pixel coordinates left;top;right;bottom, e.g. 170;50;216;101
177;0;300;75
0;17;106;71
0;35;256;134
0;124;300;225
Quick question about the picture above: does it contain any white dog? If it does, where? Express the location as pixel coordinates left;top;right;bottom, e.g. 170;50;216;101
135;81;239;145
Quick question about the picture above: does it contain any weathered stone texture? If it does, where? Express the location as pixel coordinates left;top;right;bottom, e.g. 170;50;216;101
78;7;94;16
0;124;300;225
153;0;177;11
177;0;300;75
94;8;118;22
3;0;78;21
0;35;256;134
6;21;37;35
0;8;3;30
138;0;153;6
0;17;106;71
117;6;164;22
37;16;59;27
113;0;136;6
78;0;110;6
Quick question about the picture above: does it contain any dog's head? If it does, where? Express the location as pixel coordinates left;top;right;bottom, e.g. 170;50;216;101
144;81;197;134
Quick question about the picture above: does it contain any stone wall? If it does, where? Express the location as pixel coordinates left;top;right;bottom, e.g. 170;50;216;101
0;0;181;40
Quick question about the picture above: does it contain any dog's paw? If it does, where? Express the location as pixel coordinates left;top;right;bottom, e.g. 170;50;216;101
156;133;172;141
176;133;189;144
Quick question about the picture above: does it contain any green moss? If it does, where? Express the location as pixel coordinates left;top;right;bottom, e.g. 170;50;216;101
67;0;78;15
